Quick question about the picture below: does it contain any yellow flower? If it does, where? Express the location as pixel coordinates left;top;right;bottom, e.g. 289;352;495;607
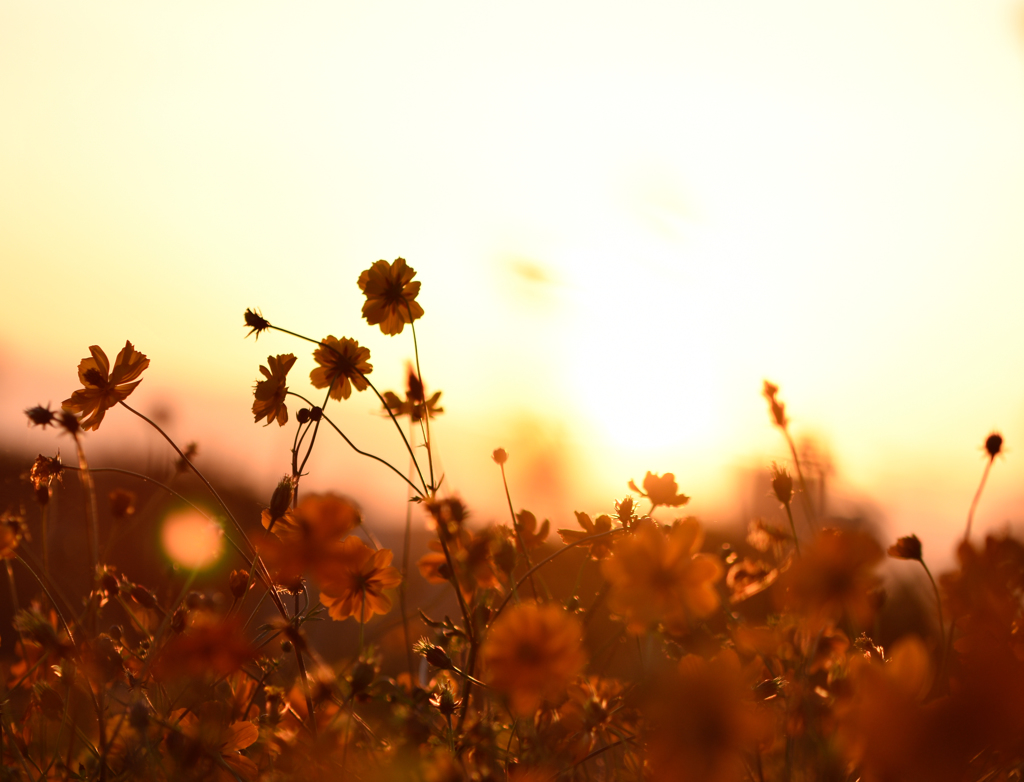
62;341;150;430
481;602;587;715
601;519;723;635
309;336;372;401
357;257;424;335
252;353;296;426
317;536;402;622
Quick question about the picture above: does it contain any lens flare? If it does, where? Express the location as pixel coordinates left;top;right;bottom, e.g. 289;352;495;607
161;510;223;570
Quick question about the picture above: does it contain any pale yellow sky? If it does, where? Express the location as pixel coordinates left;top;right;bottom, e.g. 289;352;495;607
3;1;1024;562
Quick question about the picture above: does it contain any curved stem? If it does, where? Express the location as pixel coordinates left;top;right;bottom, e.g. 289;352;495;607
783;429;817;530
499;463;538;600
269;324;430;493
409;318;435;490
488;529;621;627
965;457;994;540
118;401;256;558
921;559;946;676
286;393;421;497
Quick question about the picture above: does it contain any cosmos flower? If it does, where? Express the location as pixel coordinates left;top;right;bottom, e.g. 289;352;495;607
357;257;424;335
601;519;723;635
62;341;150;430
317;536;402;622
252;353;297;426
629;472;690;510
310;336;372;401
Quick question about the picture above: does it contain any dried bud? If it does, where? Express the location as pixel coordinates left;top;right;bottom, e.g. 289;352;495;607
130;585;158;610
25;404;57;428
269;477;294;522
29;454;63;490
986;432;1003;459
244;307;270;339
492;447;508;465
770;462;793;507
296;408;311;424
887;535;922;561
171;607;188;634
762;380;787;428
56;410;81;436
350;661;376;695
108;489;136;520
229;569;251;599
430;685;458;717
414;639;454;670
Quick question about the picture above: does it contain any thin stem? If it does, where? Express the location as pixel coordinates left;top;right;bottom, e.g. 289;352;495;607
783;429;817;529
965;457;994;540
784;502;801;556
71;433;100;580
921;558;947;683
400;425;417;682
499;462;538;600
118;401;256;557
409;318;435;491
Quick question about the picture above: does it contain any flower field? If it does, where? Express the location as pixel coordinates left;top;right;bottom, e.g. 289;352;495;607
3;259;1022;781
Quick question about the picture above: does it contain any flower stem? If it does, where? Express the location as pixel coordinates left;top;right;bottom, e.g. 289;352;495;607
499;462;539;600
409;318;435;491
965;456;994;540
784;502;801;556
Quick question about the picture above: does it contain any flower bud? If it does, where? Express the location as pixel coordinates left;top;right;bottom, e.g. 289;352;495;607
269;477;293;522
229;569;250;599
492;448;508;465
770;463;793;507
986;432;1003;459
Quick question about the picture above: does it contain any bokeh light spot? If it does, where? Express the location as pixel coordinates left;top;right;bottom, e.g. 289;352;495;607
161;510;223;570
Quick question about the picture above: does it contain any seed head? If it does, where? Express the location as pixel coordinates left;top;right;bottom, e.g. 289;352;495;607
244;308;270;340
985;432;1003;459
770;462;793;506
25;404;57;428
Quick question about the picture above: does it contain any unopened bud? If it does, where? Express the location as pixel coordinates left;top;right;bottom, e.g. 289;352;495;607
269;477;293;522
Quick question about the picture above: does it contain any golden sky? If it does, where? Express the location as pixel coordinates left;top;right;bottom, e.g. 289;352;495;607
3;1;1024;561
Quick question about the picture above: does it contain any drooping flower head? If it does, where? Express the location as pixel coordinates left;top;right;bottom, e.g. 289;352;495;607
62;342;150;430
310;336;372;401
481;602;587;715
252;353;296;426
357;258;424;335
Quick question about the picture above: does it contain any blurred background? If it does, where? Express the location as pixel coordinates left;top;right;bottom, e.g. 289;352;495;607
3;0;1024;568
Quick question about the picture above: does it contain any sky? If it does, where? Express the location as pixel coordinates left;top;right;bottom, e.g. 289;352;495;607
3;1;1024;565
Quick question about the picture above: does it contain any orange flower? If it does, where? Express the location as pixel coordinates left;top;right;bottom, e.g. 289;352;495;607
382;367;443;422
481;602;587;715
601;519;723;635
777;527;883;630
168;709;259;782
259;492;362;585
252;353;296;426
357;257;424;335
310;336;372;401
646;650;774;782
318;536;402;622
62;341;150;430
628;471;690;509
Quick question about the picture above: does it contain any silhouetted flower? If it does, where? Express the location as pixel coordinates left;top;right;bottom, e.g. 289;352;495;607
252;353;296;426
310;336;372;401
888;535;922;561
558;512;619;560
357;257;424;335
62;341;150;430
515;509;550;549
629;471;690;509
